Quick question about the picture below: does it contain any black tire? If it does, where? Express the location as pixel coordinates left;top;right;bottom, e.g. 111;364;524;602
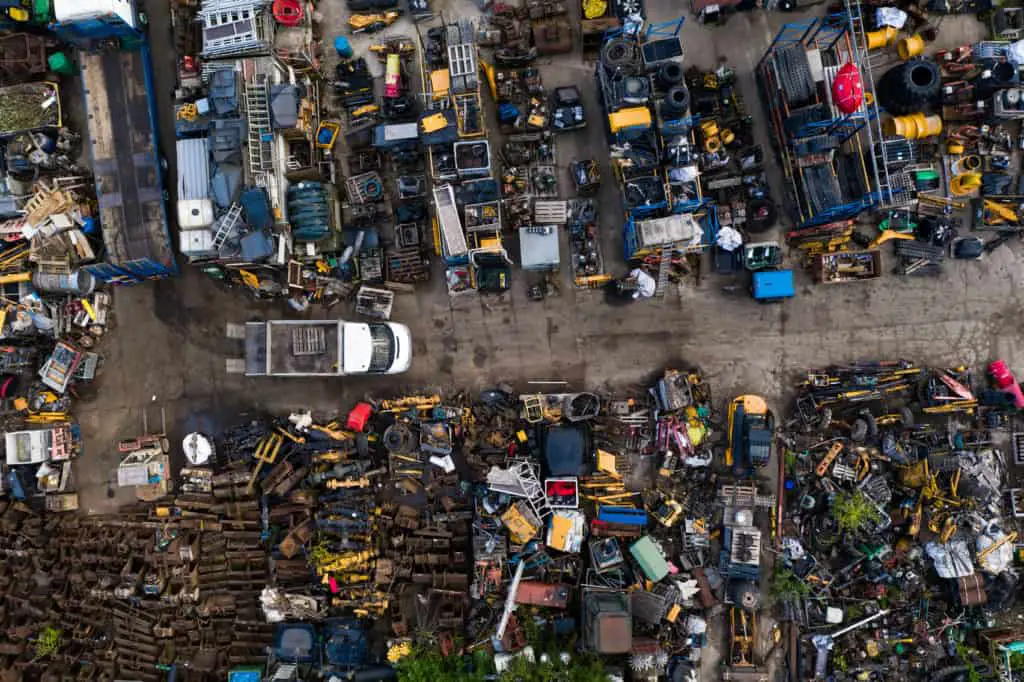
746;198;777;233
664;85;690;116
657;61;684;89
851;419;868;442
861;411;878;439
898;406;914;426
601;38;632;68
897;58;940;103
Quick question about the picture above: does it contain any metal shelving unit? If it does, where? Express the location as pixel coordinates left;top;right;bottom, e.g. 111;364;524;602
759;2;901;229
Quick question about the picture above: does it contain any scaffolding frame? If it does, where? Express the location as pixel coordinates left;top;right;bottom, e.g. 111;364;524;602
758;2;895;229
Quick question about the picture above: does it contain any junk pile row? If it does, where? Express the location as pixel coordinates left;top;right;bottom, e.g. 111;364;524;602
778;359;1024;682
592;21;785;302
0;2;166;509
168;0;607;306
763;2;1024;289
0;368;789;681
0;0;179;284
0;471;274;680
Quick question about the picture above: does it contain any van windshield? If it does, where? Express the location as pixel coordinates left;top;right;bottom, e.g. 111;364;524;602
368;324;396;373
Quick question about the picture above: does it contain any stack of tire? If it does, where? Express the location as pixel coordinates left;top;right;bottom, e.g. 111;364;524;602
877;57;941;115
776;45;814;108
656;62;690;118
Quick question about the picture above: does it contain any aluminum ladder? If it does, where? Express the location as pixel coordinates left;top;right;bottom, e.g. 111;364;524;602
246;77;274;174
517;461;552;521
212;203;244;249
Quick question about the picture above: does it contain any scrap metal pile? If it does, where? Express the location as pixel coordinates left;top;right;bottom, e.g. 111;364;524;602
0;368;793;681
764;5;1024;289
0;483;274;680
778;360;1024;682
248;374;727;680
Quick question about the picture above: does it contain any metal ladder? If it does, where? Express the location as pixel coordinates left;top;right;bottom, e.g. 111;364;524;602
246;77;274;174
212;203;244;249
655;245;671;296
486;460;552;521
518;462;552;521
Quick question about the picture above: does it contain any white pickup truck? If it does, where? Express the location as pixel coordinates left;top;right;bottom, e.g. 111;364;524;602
244;320;412;377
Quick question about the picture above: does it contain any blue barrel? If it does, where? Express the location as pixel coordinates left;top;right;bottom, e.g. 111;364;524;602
334;36;354;58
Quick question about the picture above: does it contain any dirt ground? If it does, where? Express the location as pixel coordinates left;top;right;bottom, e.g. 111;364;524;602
69;0;1007;676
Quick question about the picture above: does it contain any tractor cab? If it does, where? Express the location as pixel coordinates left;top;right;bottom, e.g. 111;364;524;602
726;394;774;476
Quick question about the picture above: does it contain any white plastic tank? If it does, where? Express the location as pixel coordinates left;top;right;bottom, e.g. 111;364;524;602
53;0;138;29
183;432;214;466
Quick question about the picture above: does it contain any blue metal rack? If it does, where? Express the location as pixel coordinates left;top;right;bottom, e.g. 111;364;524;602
643;17;684;39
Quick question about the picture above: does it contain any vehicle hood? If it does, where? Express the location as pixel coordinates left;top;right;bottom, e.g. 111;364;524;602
341;323;372;374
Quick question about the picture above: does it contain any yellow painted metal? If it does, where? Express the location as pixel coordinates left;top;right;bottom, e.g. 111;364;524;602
884;113;942;139
897;34;925;60
608;107;651;133
866;26;897;50
950;172;982;196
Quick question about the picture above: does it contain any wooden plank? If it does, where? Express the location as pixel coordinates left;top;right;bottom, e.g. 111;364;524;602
81;53;113;161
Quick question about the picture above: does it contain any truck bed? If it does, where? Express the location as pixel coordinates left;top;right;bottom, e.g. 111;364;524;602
81;45;175;280
246;321;341;376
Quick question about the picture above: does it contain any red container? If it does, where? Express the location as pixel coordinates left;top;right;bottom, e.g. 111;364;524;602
346;402;373;432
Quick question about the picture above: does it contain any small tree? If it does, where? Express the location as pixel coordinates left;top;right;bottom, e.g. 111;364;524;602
770;567;810;603
33;627;61;661
832;491;880;533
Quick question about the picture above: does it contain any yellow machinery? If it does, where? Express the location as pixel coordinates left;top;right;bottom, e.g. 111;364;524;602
315;121;341;150
348;11;400;33
982;199;1021;225
315;550;376;575
950;172;982;196
729;607;758;668
815;441;844;477
369;36;415;57
865;26;897;50
582;0;607;18
725;394;770;468
247;432;284;493
176;103;198;121
378;394;441;413
608;107;651;134
868;230;916;249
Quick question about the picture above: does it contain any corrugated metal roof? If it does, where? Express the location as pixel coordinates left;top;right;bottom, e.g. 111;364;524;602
177;138;211;202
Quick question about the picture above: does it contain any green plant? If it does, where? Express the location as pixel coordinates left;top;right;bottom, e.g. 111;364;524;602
832;491;881;533
784;450;799;474
499;653;609;682
394;647;488;682
33;626;61;661
769;567;810;602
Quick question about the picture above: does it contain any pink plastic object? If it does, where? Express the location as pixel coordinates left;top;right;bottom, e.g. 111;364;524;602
989;360;1024;407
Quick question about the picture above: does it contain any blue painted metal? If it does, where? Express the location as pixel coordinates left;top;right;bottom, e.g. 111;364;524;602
596;506;648;526
623;217;639;260
751;269;795;301
797;106;876;145
809;13;848;51
762;19;817;58
701;204;719;247
80;43;176;282
51;14;138;46
643;16;684;39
